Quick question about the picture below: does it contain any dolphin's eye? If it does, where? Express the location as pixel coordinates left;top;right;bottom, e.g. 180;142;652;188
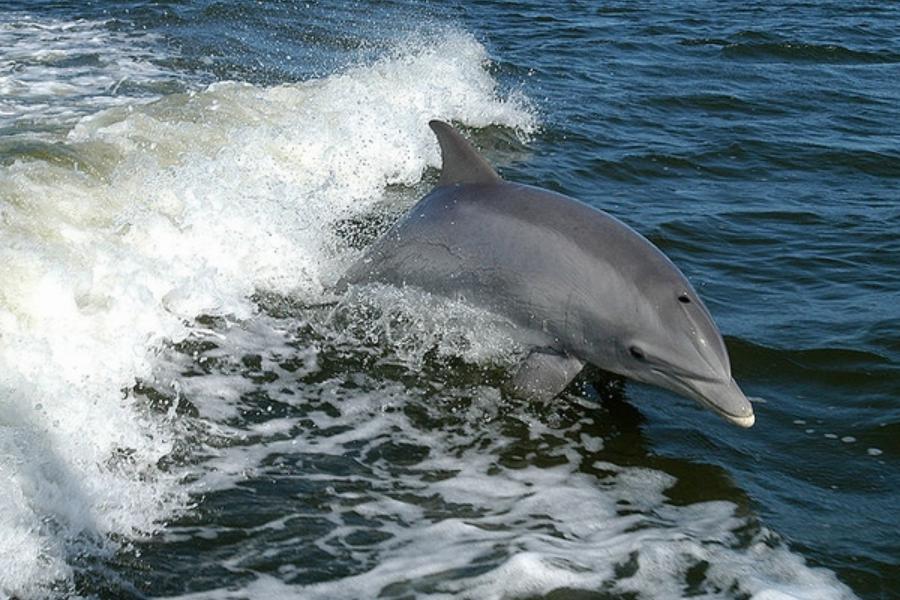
629;346;645;361
678;294;691;304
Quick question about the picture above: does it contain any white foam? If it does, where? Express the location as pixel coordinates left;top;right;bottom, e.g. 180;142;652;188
147;316;857;600
0;16;179;132
0;29;534;596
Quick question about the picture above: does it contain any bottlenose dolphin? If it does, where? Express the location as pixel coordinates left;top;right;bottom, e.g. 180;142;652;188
342;121;755;427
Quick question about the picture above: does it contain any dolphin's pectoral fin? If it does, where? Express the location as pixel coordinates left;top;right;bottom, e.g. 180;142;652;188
506;349;585;403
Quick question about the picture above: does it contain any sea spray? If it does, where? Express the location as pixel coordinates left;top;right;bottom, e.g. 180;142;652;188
0;28;535;596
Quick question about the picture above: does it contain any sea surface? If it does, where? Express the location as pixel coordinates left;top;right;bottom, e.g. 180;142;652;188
1;1;897;598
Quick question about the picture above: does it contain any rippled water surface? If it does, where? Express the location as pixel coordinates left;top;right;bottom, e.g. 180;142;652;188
0;1;897;599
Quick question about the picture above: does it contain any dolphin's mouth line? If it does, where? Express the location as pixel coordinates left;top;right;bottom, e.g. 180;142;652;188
649;368;755;424
645;360;720;384
691;392;751;420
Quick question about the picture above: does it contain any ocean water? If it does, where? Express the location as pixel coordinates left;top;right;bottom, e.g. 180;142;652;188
0;1;897;598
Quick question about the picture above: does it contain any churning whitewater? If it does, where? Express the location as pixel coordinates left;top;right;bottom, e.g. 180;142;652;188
0;12;858;600
0;24;533;596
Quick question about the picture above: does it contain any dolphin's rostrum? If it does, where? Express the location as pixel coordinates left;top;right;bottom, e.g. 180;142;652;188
342;121;755;428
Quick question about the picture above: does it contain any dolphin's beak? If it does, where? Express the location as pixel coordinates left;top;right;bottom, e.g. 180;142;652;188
685;376;756;428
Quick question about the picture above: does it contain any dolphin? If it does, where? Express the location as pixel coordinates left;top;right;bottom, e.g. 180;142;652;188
341;120;755;427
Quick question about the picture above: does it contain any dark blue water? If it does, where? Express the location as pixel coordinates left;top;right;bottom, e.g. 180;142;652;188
1;1;897;598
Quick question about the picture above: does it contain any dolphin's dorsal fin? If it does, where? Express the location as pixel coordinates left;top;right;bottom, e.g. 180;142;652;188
429;120;501;186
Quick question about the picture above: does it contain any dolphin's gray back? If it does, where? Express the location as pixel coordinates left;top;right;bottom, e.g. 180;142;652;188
343;181;690;359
